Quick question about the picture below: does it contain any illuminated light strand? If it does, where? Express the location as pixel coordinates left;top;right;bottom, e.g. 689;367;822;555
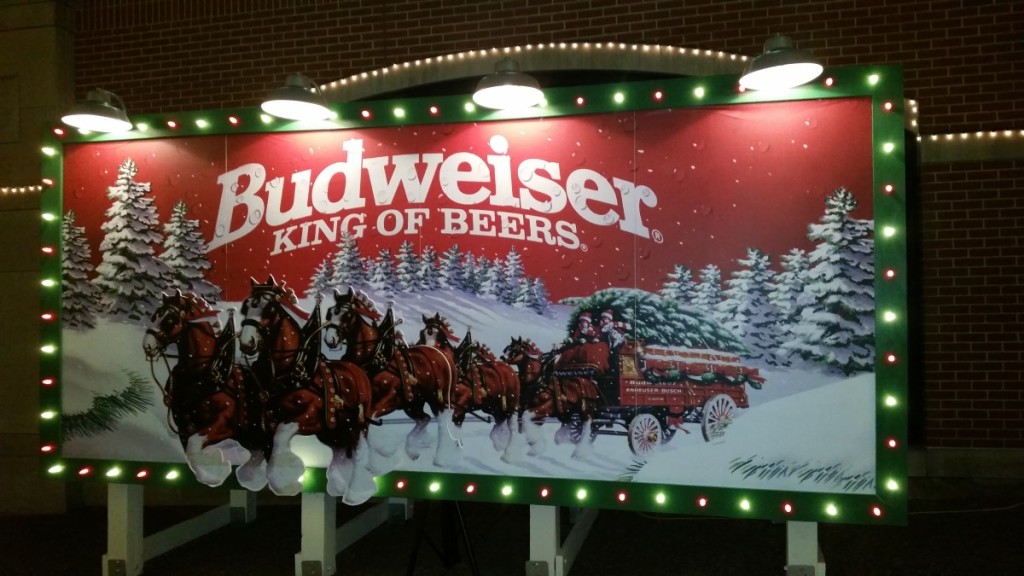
919;129;1024;143
319;43;749;93
1;185;45;194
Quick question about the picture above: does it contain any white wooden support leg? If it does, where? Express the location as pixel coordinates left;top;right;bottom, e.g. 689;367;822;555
295;492;337;576
103;483;144;576
388;497;413;522
786;521;827;576
526;505;598;576
556;508;597;576
527;505;561;576
230;489;258;525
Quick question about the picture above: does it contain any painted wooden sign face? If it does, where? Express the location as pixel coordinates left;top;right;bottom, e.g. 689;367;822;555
42;68;907;524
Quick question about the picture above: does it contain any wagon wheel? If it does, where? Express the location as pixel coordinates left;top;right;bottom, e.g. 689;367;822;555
701;394;737;442
627;412;664;457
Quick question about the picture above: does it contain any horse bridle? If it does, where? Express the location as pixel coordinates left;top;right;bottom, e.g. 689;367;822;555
145;303;186;350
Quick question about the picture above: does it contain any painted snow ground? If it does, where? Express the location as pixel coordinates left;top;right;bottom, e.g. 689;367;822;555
62;289;875;495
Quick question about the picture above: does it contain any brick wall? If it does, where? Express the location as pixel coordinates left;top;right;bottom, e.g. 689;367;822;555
70;0;1024;450
919;160;1024;449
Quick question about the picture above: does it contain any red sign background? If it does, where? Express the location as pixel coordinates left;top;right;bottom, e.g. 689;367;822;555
63;98;872;301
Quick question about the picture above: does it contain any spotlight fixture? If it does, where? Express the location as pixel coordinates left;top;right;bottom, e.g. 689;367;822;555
739;35;823;91
61;89;133;133
472;58;544;110
261;73;332;121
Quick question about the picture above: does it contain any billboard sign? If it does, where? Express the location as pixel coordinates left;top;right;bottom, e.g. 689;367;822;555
40;66;908;524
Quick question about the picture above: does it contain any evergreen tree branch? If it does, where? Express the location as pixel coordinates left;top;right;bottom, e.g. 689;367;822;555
61;370;154;442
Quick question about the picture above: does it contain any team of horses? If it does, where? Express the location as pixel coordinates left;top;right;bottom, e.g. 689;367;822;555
142;277;605;504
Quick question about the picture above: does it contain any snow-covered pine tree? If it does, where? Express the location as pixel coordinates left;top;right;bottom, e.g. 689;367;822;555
512;277;533;309
329;231;367;288
504;247;527;306
394;240;419;292
461;253;481;294
417;245;441;291
94;158;171;321
718;248;782;365
438;245;464;291
660;264;696;306
368;248;396;293
61;210;103;329
781;187;875;375
161;200;221;304
478;257;505;300
768;248;810;366
567;288;744;352
529;278;551;315
692;264;726;323
306;255;334;298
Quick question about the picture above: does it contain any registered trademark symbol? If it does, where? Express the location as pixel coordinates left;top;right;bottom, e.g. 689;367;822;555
652;229;664;243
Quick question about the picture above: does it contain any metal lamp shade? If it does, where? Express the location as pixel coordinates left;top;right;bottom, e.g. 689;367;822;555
61;89;133;133
261;74;332;121
472;58;544;110
739;36;823;91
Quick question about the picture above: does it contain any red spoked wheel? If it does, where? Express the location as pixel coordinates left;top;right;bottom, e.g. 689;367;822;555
627;412;664;457
701;394;737;442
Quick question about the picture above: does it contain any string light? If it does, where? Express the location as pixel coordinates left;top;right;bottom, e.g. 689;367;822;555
1;185;44;195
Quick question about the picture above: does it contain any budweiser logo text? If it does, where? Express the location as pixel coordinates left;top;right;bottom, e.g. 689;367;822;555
208;136;659;254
